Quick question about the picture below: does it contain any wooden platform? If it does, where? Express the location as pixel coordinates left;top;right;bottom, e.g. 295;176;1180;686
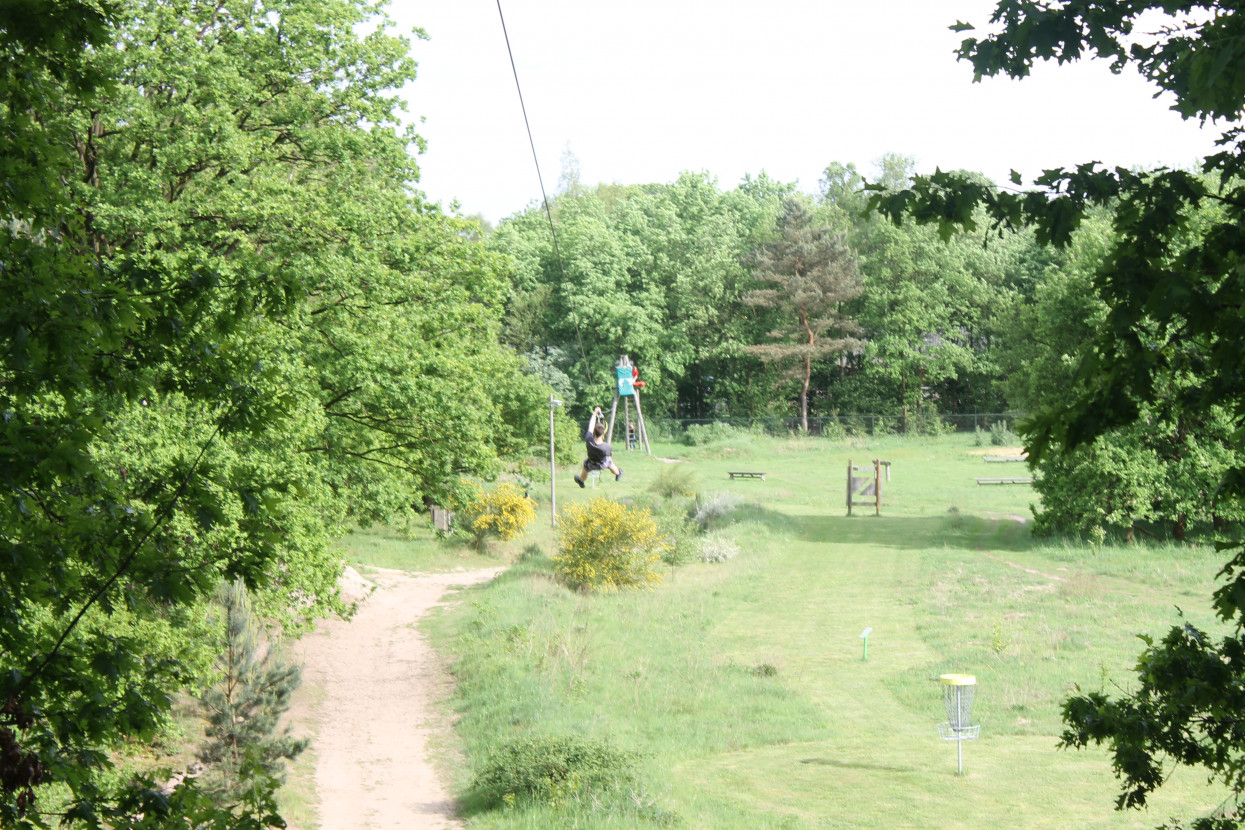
982;455;1027;463
728;471;766;481
976;477;1033;485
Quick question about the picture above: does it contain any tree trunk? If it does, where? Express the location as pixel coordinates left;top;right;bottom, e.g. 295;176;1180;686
901;373;908;434
800;355;811;433
800;308;813;433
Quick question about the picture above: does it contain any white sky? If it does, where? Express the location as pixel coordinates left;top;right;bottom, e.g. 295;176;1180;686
389;1;1218;225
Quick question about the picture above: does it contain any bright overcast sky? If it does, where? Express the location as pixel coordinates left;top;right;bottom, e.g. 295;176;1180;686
389;1;1218;225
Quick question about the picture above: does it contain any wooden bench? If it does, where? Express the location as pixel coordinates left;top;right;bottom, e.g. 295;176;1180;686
975;477;1034;485
982;456;1027;463
728;471;766;481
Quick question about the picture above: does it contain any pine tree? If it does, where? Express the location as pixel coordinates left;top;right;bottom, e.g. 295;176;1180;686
744;197;863;431
197;581;308;811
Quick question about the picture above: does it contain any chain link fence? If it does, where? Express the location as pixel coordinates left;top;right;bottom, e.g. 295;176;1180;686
647;413;1025;440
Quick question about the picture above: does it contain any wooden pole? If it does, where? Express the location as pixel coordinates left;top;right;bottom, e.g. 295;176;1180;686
632;387;651;455
623;397;632;450
874;458;881;516
550;394;559;528
606;391;620;445
847;459;853;516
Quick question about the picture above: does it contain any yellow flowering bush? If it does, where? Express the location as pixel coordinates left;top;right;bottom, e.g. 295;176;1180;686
463;483;537;550
553;498;667;591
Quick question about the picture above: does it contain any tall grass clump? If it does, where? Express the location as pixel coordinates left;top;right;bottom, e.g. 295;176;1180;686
693;491;741;530
553;498;669;591
649;463;698;499
698;532;740;563
990;420;1019;446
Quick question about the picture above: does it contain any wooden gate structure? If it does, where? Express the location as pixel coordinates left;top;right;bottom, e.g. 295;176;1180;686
847;458;891;516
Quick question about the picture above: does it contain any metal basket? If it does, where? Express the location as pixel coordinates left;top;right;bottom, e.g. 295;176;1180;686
937;673;979;775
941;673;977;730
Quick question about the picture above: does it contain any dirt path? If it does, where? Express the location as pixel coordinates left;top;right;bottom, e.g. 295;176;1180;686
290;566;503;830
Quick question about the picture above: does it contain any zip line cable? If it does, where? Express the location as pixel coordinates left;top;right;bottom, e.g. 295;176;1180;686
494;0;595;392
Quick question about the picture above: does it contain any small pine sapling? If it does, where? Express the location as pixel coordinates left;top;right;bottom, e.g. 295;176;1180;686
197;580;308;809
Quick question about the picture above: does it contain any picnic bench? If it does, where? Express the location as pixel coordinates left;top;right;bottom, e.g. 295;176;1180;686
728;471;766;481
975;477;1034;485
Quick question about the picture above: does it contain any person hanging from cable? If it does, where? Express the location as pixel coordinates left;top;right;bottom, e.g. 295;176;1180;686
574;406;622;488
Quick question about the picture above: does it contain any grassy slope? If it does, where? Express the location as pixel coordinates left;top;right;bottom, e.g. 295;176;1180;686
412;433;1230;828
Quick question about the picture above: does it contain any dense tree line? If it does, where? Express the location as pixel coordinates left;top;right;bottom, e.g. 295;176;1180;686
1;0;553;826
491;155;1049;431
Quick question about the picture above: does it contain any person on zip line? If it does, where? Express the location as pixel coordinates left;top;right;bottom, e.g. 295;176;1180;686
574;406;622;488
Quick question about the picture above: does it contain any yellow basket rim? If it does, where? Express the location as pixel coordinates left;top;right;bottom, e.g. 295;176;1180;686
940;673;977;686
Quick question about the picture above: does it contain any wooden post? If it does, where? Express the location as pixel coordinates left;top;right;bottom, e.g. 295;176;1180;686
623;397;632;450
874;458;881;516
606;391;621;444
550;393;559;528
632;387;651;454
847;459;853;516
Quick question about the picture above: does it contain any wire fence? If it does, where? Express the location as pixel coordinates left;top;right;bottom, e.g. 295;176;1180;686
646;413;1025;440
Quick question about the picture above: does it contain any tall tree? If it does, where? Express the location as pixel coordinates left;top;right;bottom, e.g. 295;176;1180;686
744;196;862;431
870;3;1245;825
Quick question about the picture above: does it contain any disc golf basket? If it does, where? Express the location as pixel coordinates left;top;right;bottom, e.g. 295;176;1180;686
937;673;980;775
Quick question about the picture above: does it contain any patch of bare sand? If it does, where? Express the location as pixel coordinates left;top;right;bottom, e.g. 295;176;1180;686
980;510;1030;524
289;566;502;830
966;446;1027;457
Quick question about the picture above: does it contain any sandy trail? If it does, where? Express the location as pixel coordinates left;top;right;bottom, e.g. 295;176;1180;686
291;566;503;830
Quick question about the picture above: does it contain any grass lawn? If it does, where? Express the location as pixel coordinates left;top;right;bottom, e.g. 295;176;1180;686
351;431;1234;828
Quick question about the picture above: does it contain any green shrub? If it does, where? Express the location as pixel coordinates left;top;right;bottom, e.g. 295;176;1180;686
553;498;669;591
820;418;847;440
654;503;698;575
682;421;739;446
471;734;639;809
914;414;952;436
973;426;986;447
649;463;698;500
844;415;869;437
